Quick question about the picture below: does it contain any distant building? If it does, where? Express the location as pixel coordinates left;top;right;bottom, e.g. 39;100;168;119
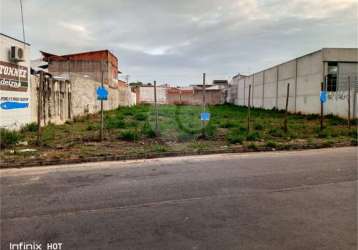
41;50;121;89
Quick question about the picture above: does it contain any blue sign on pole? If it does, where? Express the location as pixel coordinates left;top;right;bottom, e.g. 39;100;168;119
200;112;210;121
96;86;108;101
320;91;327;103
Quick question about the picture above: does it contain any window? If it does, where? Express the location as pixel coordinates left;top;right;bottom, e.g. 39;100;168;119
326;62;337;92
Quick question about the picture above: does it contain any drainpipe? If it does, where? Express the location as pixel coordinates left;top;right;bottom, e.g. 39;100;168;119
243;78;246;106
276;66;279;109
262;71;265;108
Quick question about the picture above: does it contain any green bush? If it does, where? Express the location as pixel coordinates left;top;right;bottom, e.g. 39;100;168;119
152;144;168;153
254;123;264;131
134;112;147;121
265;141;277;148
226;133;244;144
306;114;319;120
325;114;346;125
20;122;38;133
204;123;217;138
0;129;23;148
247;143;258;150
177;132;194;142
142;122;156;138
220;120;237;128
246;131;260;141
105;117;125;129
269;128;285;137
86;123;99;131
118;130;139;141
317;129;331;139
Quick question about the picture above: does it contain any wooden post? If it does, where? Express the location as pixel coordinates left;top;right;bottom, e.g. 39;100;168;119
201;73;206;137
154;80;159;135
100;63;104;141
284;83;290;132
247;84;251;132
348;76;351;128
320;81;324;130
37;71;44;145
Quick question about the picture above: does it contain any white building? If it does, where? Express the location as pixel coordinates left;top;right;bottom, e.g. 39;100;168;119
0;33;32;129
230;48;358;118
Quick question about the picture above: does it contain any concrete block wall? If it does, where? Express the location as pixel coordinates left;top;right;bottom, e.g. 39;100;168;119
70;73;133;118
137;86;167;104
234;48;358;118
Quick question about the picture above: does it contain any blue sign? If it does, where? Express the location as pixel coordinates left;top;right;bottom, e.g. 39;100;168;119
0;102;29;110
200;112;210;121
96;86;108;101
320;91;327;103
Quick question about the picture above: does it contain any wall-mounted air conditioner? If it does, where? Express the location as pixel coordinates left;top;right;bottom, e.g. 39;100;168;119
9;46;25;62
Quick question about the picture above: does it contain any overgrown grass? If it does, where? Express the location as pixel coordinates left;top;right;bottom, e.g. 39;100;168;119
2;104;356;158
0;129;23;149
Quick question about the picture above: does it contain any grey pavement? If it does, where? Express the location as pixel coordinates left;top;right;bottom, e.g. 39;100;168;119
1;147;357;250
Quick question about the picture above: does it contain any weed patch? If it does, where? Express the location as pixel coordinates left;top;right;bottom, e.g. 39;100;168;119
0;129;23;148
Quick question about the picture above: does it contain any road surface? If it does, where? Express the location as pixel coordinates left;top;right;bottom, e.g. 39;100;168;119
1;147;357;250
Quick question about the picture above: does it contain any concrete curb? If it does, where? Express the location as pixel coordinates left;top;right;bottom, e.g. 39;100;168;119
0;142;354;169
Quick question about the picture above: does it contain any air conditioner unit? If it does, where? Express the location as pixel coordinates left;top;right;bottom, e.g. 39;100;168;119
9;46;25;62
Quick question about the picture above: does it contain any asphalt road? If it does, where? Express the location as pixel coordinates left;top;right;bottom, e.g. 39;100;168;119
1;147;357;250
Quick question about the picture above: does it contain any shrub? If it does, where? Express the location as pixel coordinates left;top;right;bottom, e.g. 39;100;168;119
177;132;194;142
0;129;23;148
246;131;260;141
142;122;156;138
306;114;319;120
134;112;147;121
247;143;258;150
325;114;346;125
118;129;139;141
122;109;134;116
20;122;38;133
317;129;331;139
254;123;264;131
204;123;217;138
269;128;285;137
226;133;244;144
220;120;237;128
86;123;99;131
152;144;168;153
265;141;277;148
105;117;125;129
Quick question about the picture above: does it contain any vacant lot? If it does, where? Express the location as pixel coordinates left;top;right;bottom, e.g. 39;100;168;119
1;104;357;166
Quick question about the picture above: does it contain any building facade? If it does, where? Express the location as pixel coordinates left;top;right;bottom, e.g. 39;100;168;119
0;33;32;129
230;48;358;118
42;50;120;89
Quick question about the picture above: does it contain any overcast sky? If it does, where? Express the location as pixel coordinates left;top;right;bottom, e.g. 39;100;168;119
1;0;357;85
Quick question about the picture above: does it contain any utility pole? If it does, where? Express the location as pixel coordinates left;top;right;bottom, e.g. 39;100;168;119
100;62;104;141
37;71;44;145
154;80;159;135
320;81;324;131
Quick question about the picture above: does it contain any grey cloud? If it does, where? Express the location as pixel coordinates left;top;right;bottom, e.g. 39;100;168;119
1;0;356;85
